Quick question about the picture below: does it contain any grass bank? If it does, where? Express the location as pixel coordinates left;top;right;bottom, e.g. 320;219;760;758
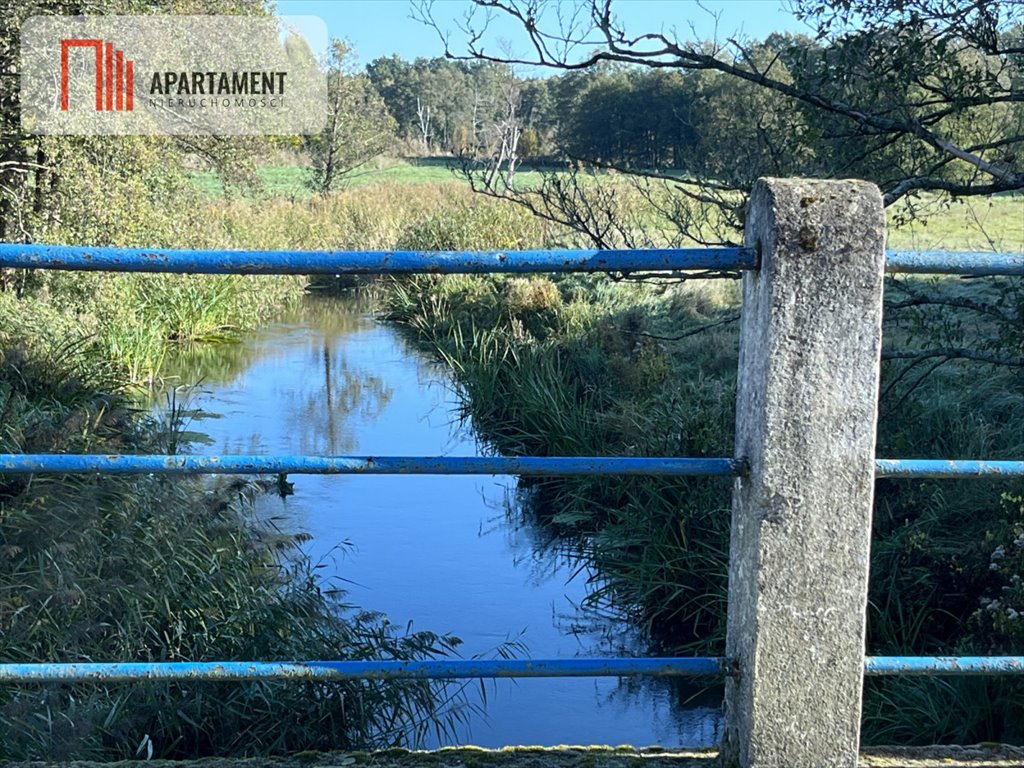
0;326;476;758
5;166;1022;753
377;195;1024;744
1;181;558;758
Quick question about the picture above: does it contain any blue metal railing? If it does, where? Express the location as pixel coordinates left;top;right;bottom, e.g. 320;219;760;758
2;455;1023;477
0;658;730;683
0;454;742;476
1;656;1022;682
1;242;1021;276
0;241;1021;689
886;249;1023;276
0;243;754;275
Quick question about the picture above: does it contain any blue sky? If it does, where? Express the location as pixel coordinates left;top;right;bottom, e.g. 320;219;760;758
274;0;813;69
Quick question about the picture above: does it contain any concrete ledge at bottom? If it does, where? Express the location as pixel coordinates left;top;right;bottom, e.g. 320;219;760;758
5;745;1024;768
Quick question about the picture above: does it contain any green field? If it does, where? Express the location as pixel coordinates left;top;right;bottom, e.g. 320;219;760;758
189;160;448;197
886;194;1024;253
190;159;1023;254
190;158;554;198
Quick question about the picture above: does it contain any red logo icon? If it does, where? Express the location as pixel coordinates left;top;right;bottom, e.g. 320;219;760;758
60;38;134;111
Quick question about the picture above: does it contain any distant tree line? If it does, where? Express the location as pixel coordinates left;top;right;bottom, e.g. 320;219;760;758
363;56;536;157
351;14;1023;197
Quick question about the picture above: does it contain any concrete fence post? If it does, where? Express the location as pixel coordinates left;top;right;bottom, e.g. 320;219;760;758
721;178;887;768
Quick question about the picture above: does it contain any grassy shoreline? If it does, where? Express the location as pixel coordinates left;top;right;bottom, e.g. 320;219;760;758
0;270;488;758
1;182;542;758
367;178;1024;744
3;174;1022;754
382;269;1024;744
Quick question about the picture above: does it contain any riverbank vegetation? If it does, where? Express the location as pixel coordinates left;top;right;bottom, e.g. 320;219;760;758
2;171;1022;751
381;261;1024;746
1;170;568;758
0;326;472;757
0;182;520;757
3;0;1024;756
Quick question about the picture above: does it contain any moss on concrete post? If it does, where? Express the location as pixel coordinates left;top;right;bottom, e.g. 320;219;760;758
721;178;886;768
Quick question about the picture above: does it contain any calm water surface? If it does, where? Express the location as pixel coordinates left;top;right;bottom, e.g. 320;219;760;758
156;294;722;748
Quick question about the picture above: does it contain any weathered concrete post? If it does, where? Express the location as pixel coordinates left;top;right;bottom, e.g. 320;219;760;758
721;178;886;768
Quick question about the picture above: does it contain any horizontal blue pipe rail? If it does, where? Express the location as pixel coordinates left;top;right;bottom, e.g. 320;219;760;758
4;656;1021;683
2;243;1021;276
865;656;1024;676
4;454;1024;479
0;243;753;275
0;657;728;683
0;454;742;477
885;250;1023;276
875;459;1024;478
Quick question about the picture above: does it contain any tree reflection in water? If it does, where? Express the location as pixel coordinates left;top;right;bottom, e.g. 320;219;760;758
286;341;392;455
149;291;722;748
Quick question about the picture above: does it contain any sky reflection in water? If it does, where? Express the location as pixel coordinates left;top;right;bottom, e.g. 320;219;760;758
155;294;722;749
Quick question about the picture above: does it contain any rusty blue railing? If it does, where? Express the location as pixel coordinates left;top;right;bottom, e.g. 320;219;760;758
2;242;1022;275
2;455;1024;477
0;656;1021;683
0;240;1021;687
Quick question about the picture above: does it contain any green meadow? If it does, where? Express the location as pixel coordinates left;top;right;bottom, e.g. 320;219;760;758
190;159;1024;254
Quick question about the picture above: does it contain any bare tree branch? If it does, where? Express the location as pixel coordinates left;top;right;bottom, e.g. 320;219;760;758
882;348;1024;367
419;0;1024;204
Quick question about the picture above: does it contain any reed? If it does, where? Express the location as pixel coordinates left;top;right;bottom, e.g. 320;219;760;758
382;249;1024;745
0;340;478;759
5;165;1023;750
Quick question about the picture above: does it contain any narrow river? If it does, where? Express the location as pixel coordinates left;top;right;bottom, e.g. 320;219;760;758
155;294;722;749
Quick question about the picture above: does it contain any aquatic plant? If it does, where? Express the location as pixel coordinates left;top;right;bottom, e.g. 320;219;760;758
0;341;477;759
383;264;1024;745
